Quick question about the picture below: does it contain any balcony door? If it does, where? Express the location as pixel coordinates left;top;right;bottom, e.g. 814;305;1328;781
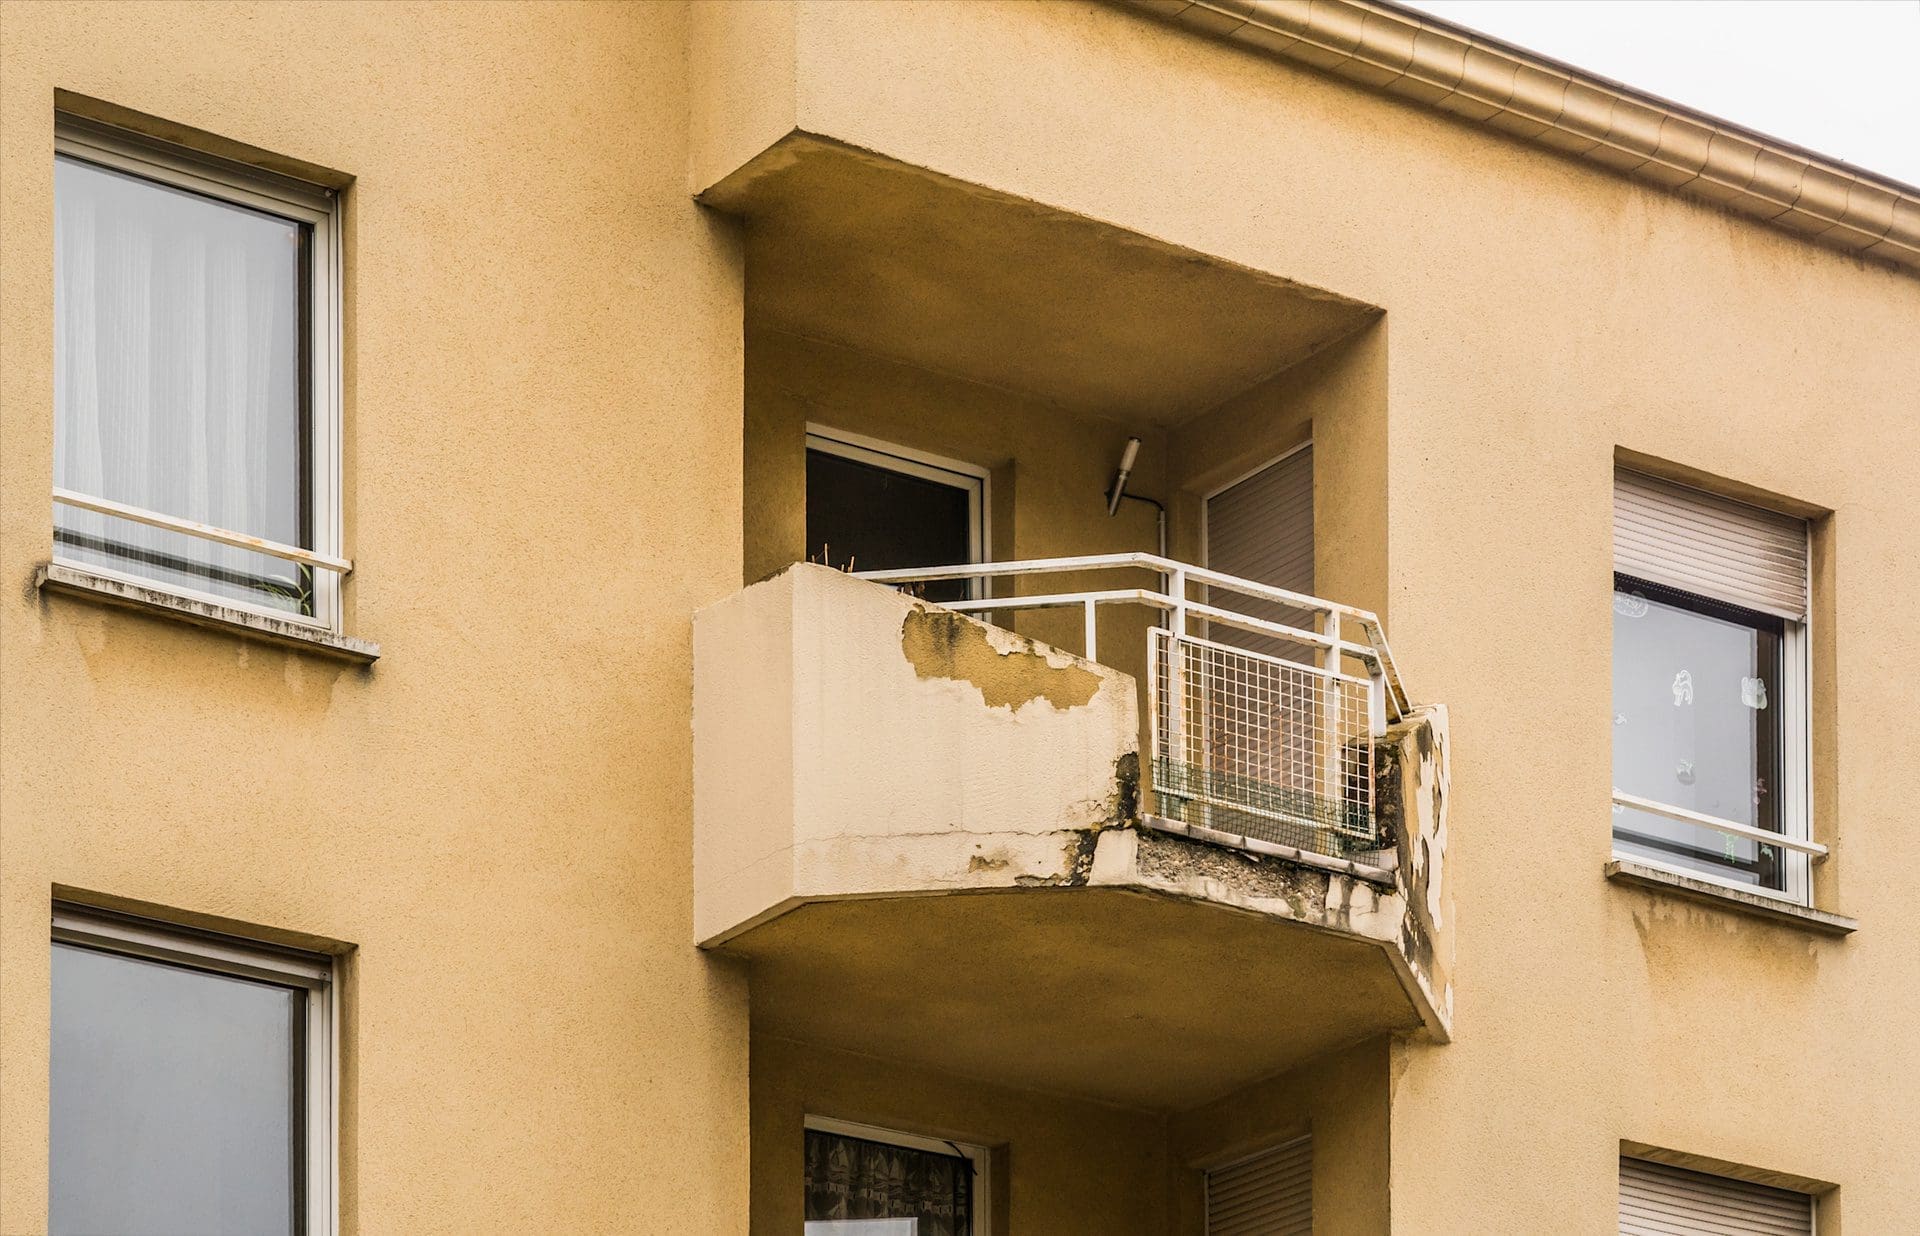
804;429;986;604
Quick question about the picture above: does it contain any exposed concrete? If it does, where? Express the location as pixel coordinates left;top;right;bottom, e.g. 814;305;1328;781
1377;705;1453;1032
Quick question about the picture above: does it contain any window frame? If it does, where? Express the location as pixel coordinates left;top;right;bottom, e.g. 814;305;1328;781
1609;480;1814;907
51;904;338;1236
803;1114;992;1236
52;115;344;632
804;426;989;593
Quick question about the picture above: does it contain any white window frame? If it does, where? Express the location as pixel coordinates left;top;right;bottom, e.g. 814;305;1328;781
803;1114;992;1236
52;115;345;632
51;904;338;1236
1610;520;1815;907
804;426;990;595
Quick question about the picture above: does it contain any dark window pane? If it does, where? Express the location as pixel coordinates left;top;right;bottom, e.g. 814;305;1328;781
806;448;974;604
54;154;312;615
804;1128;972;1236
51;943;302;1236
1611;576;1784;889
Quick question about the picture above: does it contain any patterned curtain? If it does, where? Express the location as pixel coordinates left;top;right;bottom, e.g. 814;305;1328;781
803;1129;972;1236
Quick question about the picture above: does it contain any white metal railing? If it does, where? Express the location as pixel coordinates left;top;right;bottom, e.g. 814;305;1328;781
856;553;1408;861
1610;789;1828;860
51;488;352;575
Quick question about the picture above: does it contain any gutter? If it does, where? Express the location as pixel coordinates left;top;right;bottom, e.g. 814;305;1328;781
1119;0;1920;273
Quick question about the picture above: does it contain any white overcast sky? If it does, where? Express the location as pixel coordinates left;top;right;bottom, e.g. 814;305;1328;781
1401;1;1920;186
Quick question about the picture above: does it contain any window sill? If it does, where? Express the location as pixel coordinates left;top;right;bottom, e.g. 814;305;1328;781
1605;859;1854;937
36;562;379;665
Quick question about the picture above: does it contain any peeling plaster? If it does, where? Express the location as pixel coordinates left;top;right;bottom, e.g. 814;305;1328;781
899;606;1102;711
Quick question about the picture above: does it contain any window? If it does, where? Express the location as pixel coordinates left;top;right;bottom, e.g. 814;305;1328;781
804;428;986;604
1206;1134;1312;1236
803;1117;988;1236
1619;1157;1813;1235
1612;470;1812;902
50;906;335;1236
54;116;342;627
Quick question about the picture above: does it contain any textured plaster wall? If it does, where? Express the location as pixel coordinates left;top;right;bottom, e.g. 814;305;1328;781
1167;323;1391;624
1170;1036;1393;1236
704;1;1920;1229
751;1034;1173;1236
0;3;749;1232
744;327;1166;686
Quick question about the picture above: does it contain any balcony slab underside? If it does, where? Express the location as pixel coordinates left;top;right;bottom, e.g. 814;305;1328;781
739;878;1416;1112
701;134;1376;426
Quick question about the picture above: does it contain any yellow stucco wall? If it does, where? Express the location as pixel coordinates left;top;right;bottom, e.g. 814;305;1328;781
1170;1036;1393;1236
751;1035;1173;1236
0;3;750;1232
698;2;1920;1230
745;327;1166;684
7;1;1918;1232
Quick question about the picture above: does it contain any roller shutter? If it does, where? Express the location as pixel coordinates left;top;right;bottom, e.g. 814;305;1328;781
1619;1157;1813;1235
1206;1135;1311;1236
1206;446;1314;655
1614;470;1808;620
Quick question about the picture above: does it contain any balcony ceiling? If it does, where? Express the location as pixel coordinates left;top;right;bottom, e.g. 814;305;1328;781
704;135;1377;425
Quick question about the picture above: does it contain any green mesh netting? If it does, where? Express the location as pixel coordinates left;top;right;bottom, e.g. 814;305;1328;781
1153;756;1374;856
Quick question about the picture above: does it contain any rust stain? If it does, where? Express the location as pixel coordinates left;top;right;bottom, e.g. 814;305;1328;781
899;607;1100;711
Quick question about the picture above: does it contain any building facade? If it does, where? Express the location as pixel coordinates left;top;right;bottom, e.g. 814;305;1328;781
2;2;1916;1233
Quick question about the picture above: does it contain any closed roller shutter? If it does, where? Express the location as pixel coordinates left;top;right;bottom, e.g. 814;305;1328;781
1207;1135;1310;1236
1619;1158;1813;1235
1614;470;1808;620
1206;446;1314;655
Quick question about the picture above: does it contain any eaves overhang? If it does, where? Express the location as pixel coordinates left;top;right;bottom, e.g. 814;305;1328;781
1120;0;1920;274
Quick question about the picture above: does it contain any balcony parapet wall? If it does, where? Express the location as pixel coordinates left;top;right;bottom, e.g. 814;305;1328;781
693;564;1139;947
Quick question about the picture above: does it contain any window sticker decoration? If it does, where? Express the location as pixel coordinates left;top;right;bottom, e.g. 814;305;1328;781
1675;760;1696;786
1613;592;1650;619
1753;777;1768;807
1741;676;1769;709
1671;670;1694;707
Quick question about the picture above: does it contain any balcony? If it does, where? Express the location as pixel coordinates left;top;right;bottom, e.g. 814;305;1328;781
694;556;1449;1111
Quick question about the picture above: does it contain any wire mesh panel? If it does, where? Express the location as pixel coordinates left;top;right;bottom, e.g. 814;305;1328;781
1151;628;1374;857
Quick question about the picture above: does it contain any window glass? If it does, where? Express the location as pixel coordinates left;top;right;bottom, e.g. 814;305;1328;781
54;153;312;614
50;942;303;1236
805;447;974;604
804;1128;972;1236
1612;575;1784;889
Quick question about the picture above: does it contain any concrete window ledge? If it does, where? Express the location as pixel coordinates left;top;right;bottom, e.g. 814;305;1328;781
36;562;380;665
1605;860;1856;937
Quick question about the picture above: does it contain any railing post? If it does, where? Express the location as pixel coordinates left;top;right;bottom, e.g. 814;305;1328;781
1168;567;1188;776
1083;598;1097;663
1321;611;1342;809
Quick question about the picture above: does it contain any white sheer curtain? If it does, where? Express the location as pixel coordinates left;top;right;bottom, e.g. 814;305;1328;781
55;155;307;614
